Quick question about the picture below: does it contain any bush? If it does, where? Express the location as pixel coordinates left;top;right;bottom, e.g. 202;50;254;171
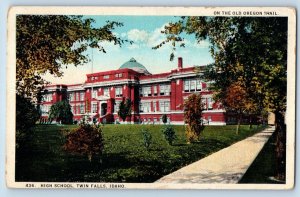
63;122;104;162
161;114;168;124
161;126;176;145
141;129;152;150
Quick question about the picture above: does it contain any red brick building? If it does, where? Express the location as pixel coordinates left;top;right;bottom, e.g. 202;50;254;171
40;57;226;125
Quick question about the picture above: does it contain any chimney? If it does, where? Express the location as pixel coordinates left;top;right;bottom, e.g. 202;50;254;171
178;57;183;69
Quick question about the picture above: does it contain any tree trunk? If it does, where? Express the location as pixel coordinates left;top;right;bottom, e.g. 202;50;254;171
249;115;253;129
236;114;241;135
274;110;286;181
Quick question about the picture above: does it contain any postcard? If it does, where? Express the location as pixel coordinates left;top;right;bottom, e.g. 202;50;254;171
6;6;296;189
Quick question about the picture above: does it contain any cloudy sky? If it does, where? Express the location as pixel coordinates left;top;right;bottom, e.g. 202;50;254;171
43;15;214;84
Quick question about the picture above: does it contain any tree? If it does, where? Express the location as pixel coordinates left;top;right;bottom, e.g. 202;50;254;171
118;98;132;122
183;93;204;143
17;15;130;97
224;82;257;134
161;114;168;124
155;16;287;180
16;94;40;148
161;126;176;145
49;100;73;124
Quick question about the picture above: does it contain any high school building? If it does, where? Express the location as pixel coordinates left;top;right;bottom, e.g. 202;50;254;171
39;57;226;125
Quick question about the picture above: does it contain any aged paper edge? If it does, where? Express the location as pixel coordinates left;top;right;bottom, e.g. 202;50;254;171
6;6;296;190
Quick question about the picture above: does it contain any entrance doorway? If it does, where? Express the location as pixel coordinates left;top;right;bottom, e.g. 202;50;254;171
101;103;107;116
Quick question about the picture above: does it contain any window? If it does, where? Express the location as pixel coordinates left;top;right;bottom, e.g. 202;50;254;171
92;103;97;113
159;101;170;112
184;79;202;92
92;89;97;99
115;73;123;78
159;84;171;96
44;94;53;102
76;105;80;114
140;102;151;113
184;80;190;92
190;80;196;92
114;101;121;113
196;80;202;91
115;86;123;97
80;92;85;101
208;97;213;109
69;93;74;101
159;85;165;95
202;98;207;109
80;104;85;114
70;105;75;114
142;86;151;97
165;101;170;112
153;101;157;112
103;88;109;96
166;85;170;95
91;76;98;81
76;92;80;101
153;85;157;96
103;75;109;79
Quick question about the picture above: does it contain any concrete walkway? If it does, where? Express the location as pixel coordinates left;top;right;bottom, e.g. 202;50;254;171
155;126;275;184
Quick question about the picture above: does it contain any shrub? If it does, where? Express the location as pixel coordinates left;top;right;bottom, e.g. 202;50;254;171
63;122;104;162
161;126;176;145
161;114;168;124
141;129;152;150
184;93;205;143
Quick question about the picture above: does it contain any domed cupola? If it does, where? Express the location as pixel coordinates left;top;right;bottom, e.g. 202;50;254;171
119;58;151;75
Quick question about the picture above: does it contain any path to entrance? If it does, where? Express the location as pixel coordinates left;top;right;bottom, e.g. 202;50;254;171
155;126;275;184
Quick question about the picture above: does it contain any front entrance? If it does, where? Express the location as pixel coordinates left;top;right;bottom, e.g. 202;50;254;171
101;103;107;116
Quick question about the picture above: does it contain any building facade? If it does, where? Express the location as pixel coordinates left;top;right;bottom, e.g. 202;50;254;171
39;57;226;125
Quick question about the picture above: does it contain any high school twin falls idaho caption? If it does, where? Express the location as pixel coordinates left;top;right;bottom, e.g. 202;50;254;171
35;183;125;189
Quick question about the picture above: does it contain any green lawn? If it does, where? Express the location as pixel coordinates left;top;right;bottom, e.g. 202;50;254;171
16;124;267;183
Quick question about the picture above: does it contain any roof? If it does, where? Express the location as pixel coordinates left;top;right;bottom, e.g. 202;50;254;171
119;58;151;75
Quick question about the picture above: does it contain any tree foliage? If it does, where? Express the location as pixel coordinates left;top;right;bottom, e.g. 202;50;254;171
155;16;287;179
155;16;287;115
118;98;132;121
63;122;104;162
49;100;73;124
161;114;168;124
161;126;176;145
16;94;40;148
183;93;204;143
224;82;256;133
141;129;152;150
17;15;130;97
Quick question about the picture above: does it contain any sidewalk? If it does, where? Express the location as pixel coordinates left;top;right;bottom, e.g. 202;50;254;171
155;126;275;184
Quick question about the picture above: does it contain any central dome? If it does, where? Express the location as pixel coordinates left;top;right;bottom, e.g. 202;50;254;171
119;58;151;75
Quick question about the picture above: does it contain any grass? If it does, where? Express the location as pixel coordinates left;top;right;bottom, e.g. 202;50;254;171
239;132;285;184
16;124;266;183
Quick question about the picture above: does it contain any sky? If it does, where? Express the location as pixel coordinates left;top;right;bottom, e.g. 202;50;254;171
43;15;214;84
